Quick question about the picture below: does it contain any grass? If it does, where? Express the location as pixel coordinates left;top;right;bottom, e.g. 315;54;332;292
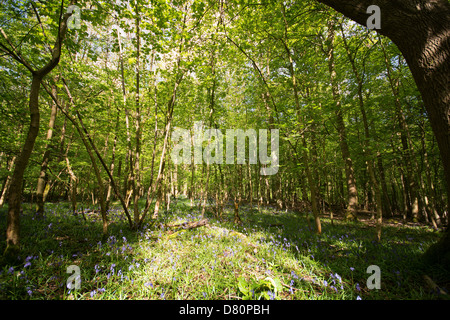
0;198;447;300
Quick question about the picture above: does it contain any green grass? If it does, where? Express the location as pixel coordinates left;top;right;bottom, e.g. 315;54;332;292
0;199;446;300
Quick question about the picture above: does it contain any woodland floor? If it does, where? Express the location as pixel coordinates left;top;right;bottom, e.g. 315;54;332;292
0;198;448;300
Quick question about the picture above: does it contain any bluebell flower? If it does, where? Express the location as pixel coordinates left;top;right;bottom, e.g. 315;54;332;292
356;295;362;300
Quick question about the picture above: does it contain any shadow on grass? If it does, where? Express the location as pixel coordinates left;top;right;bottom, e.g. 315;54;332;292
210;204;446;299
0;199;446;299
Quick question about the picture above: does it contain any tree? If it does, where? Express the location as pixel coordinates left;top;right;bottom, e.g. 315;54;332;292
317;0;450;266
0;0;75;259
324;17;359;221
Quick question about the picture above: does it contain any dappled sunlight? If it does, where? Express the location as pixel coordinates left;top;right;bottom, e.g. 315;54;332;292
0;200;443;300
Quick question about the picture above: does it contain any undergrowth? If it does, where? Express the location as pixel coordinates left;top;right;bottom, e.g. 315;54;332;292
0;199;446;300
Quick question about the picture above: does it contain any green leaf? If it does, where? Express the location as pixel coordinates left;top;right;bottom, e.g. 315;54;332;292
237;277;249;296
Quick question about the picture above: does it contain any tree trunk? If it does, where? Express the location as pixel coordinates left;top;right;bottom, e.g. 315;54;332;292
379;38;419;220
0;156;16;208
280;3;321;234
133;0;142;226
377;152;393;217
3;4;73;259
66;153;78;216
340;22;383;240
116;26;133;210
326;18;359;220
5;74;42;258
106;115;118;212
35;82;58;217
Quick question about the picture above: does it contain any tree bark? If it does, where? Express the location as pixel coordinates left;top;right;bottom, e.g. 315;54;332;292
0;156;16;208
65;152;78;216
35;82;58;217
5;74;43;258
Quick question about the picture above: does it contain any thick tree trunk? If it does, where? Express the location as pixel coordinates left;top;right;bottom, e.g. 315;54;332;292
318;0;450;266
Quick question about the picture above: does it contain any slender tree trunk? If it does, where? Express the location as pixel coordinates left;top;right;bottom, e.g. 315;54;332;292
60;85;108;237
142;83;159;215
280;3;321;234
140;73;182;225
3;6;73;258
326;18;359;220
379;38;419;220
420;121;441;228
5;74;42;258
65;151;78;216
0;156;16;208
106;115;118;212
201;41;218;218
377;151;393;217
340;23;383;240
133;0;142;226
35;82;58;217
116;26;133;210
